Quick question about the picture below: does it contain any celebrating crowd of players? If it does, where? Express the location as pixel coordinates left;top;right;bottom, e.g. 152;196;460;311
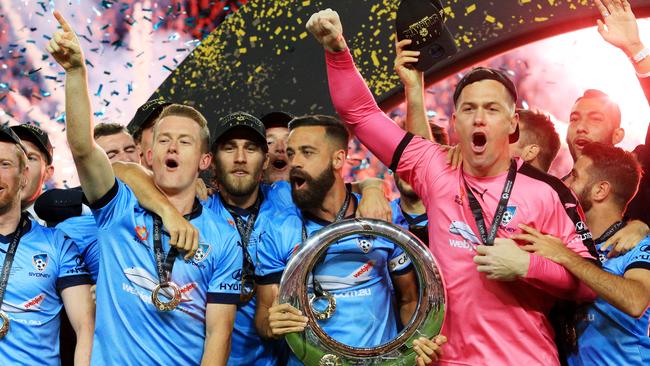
0;0;648;365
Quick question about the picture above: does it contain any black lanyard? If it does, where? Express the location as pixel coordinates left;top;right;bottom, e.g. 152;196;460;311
594;220;625;245
223;193;262;302
152;215;179;286
0;215;28;307
223;193;262;270
301;191;352;297
463;159;517;245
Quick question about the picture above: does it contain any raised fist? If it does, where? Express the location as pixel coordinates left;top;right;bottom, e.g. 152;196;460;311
46;11;84;71
306;9;347;53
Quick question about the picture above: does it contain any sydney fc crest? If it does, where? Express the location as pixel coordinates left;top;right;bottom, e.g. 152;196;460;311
193;244;212;263
357;238;372;253
500;206;517;227
32;254;49;272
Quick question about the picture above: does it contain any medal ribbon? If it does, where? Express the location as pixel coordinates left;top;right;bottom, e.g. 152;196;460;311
0;215;28;309
152;215;179;286
462;159;518;245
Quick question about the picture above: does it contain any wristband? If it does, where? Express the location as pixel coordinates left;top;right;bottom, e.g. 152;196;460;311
631;47;650;64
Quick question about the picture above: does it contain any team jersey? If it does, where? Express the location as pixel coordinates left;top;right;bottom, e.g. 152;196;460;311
90;179;242;366
257;193;413;365
56;214;99;281
568;237;650;365
202;181;294;366
326;48;598;365
0;218;91;366
390;198;428;231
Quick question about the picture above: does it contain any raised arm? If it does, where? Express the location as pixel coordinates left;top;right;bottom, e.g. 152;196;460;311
112;161;199;258
306;9;408;166
395;39;433;141
595;0;650;75
47;11;114;203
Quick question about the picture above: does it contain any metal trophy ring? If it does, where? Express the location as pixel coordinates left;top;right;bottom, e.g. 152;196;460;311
309;290;337;320
0;311;9;339
151;282;181;311
279;219;446;366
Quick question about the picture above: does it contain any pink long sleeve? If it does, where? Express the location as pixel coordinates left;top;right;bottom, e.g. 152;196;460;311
325;48;407;166
524;254;597;302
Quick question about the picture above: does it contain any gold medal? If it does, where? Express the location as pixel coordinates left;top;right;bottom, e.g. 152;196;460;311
151;283;181;312
0;311;9;339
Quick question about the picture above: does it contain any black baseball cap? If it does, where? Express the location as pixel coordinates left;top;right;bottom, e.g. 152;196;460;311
211;112;268;152
34;187;84;226
260;111;294;129
127;98;172;136
396;0;458;71
0;125;27;154
11;124;53;164
453;67;519;143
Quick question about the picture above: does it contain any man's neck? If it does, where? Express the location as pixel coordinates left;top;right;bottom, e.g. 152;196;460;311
586;204;624;240
400;196;425;216
162;187;198;216
463;151;512;178
0;201;23;236
308;179;352;222
220;187;259;209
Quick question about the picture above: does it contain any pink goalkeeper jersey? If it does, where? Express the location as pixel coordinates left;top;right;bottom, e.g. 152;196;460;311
326;48;597;365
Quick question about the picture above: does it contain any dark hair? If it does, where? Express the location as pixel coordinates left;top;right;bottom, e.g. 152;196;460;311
517;109;560;172
132;105;168;143
574;89;621;128
429;123;449;145
453;67;517;107
581;142;641;210
155;104;210;153
93;123;130;140
288;115;350;151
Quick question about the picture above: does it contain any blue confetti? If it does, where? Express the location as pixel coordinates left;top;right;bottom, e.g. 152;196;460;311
55;112;66;123
95;84;103;96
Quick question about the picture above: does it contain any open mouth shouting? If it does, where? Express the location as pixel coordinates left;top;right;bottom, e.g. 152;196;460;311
271;158;288;171
290;170;309;190
573;137;591;151
471;132;487;154
164;157;179;171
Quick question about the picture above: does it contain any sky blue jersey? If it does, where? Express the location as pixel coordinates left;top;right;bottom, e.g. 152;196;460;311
390;198;428;230
203;181;294;366
0;218;91;365
90;179;242;366
257;193;413;365
56;214;99;282
568;237;650;366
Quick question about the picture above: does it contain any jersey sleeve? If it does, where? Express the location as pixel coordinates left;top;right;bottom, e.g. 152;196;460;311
267;181;296;211
521;173;598;301
54;229;92;291
388;241;413;276
89;178;137;230
624;239;650;272
207;229;242;304
325;48;448;201
56;217;100;282
256;214;302;285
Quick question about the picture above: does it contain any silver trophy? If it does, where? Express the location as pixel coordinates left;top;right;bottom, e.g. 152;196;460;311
279;219;446;366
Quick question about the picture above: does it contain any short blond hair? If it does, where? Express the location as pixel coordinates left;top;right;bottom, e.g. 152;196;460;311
154;104;210;153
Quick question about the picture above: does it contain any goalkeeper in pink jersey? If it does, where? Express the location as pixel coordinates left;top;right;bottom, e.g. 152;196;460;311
306;9;599;366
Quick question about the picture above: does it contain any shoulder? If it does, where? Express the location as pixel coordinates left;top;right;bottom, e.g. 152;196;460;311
517;162;576;203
